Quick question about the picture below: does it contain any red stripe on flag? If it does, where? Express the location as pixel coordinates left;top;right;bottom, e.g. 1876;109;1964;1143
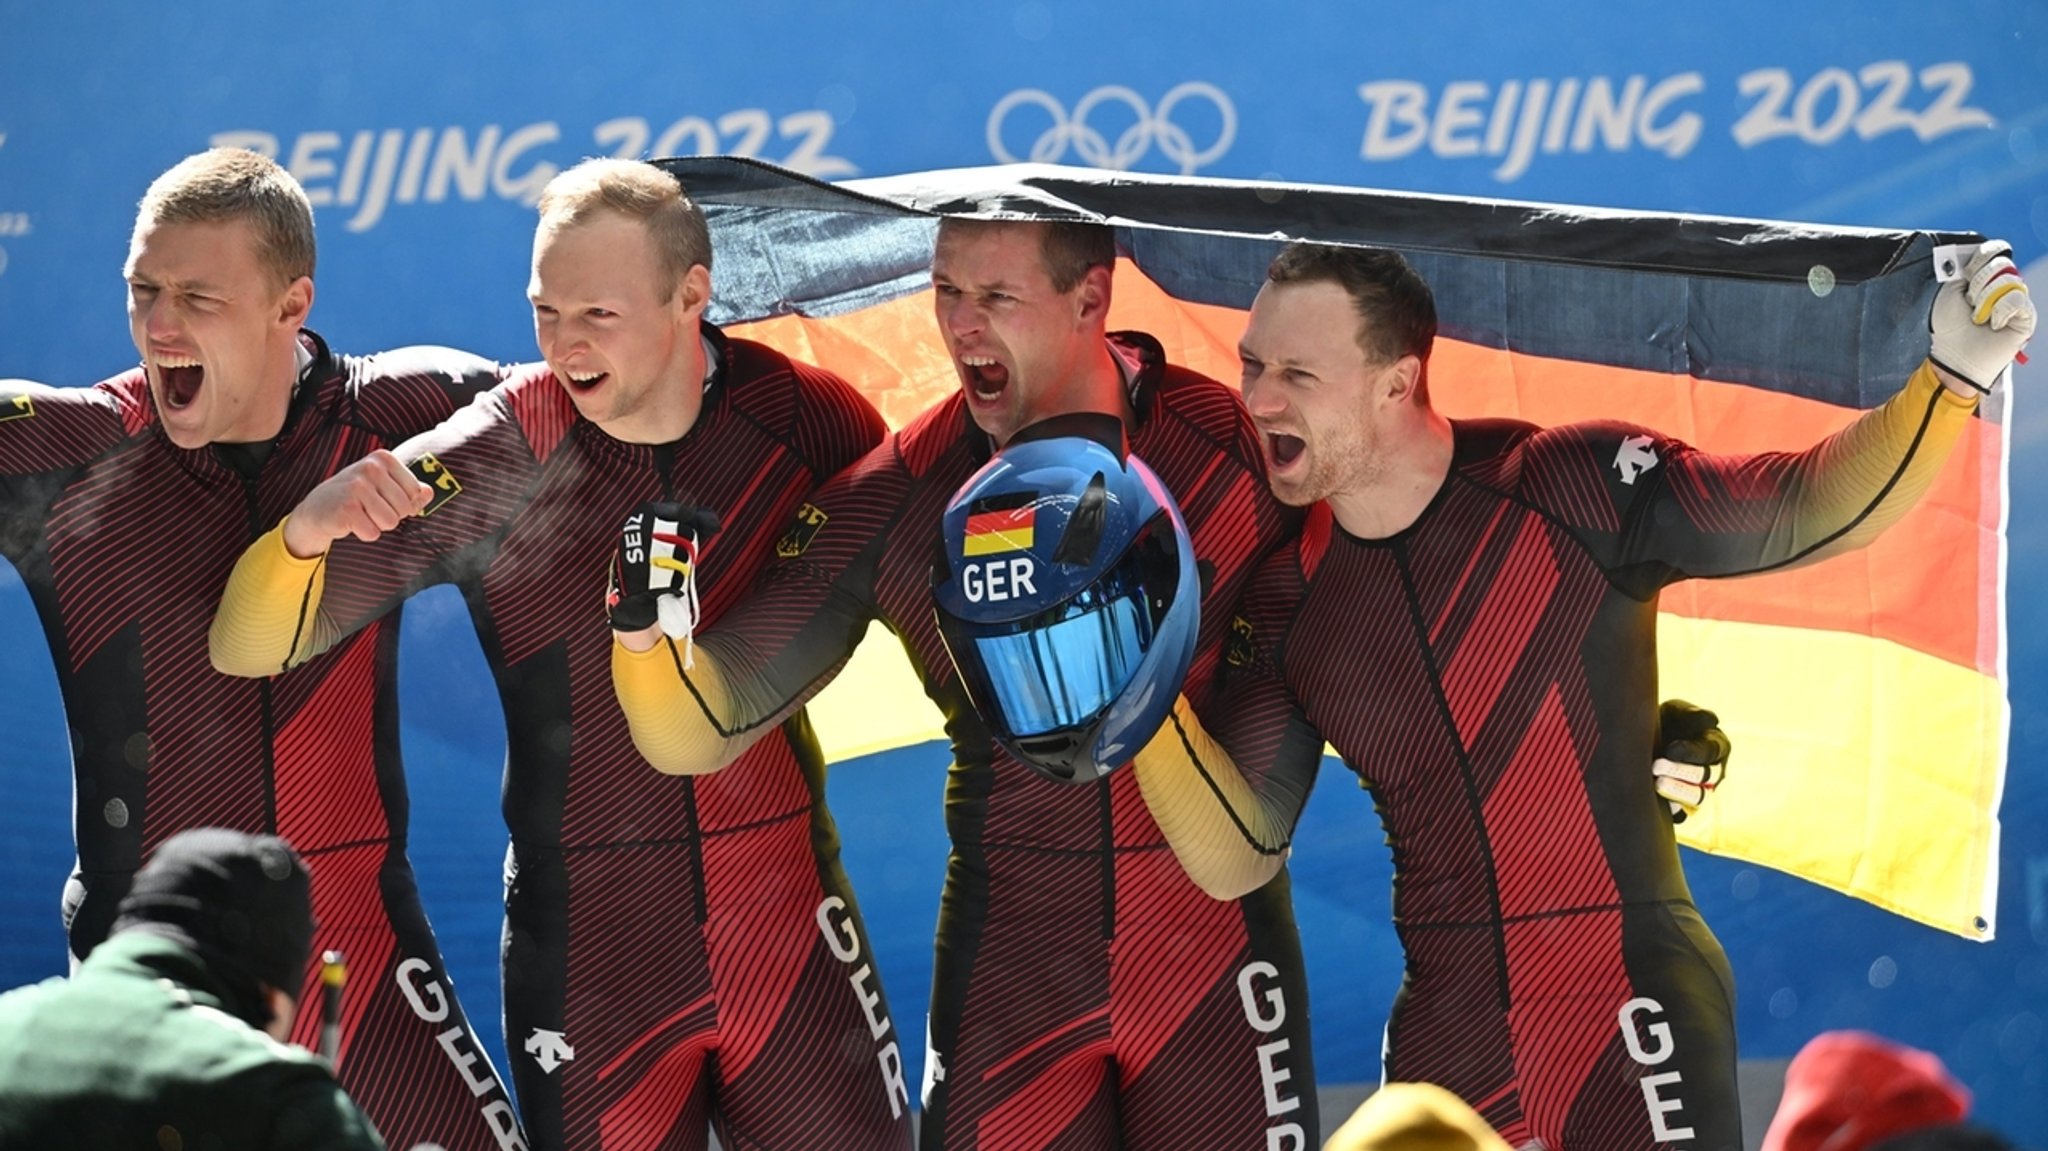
966;506;1033;536
734;261;1999;675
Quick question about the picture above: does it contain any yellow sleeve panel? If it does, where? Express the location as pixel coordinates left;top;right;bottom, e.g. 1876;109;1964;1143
209;520;333;677
1129;694;1294;901
1758;362;1977;570
611;638;756;775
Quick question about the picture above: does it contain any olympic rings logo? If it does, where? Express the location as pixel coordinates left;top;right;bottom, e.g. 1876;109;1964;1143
985;83;1238;175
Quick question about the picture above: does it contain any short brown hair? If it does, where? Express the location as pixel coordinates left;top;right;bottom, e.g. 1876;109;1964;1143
135;148;316;286
1267;243;1436;368
536;159;712;298
936;217;1117;294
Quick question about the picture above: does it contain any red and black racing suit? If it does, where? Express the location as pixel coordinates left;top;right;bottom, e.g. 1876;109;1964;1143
0;333;519;1151
616;333;1317;1150
212;327;910;1151
1141;363;1976;1150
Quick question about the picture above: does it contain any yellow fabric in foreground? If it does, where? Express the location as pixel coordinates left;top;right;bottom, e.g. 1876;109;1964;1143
807;617;2003;940
807;624;947;761
1324;1082;1513;1151
1660;613;2003;940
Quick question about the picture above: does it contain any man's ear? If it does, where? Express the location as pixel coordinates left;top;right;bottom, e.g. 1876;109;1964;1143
262;986;299;1044
1074;263;1113;326
675;264;713;321
1380;354;1423;402
277;276;314;330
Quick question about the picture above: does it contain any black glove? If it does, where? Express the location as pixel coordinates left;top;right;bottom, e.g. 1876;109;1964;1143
1653;698;1730;825
607;501;721;635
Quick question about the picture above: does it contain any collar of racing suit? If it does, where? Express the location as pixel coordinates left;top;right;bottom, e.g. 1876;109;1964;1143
698;322;724;403
566;321;730;475
203;329;333;479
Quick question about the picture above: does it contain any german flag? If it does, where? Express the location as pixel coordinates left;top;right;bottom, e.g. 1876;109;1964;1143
962;503;1036;557
670;158;2005;941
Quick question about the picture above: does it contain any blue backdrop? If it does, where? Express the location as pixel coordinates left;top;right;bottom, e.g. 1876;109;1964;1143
3;1;2045;1140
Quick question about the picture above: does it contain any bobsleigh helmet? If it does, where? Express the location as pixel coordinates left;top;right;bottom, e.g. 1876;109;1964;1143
932;413;1200;783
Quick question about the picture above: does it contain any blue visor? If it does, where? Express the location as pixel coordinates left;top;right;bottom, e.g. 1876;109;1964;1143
972;580;1155;737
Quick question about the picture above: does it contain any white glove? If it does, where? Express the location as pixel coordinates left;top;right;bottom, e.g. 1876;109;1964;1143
1654;699;1729;824
1930;240;2035;393
1654;755;1724;822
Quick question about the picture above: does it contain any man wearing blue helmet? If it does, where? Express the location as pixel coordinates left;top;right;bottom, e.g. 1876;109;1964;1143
929;422;1202;784
612;217;1320;1149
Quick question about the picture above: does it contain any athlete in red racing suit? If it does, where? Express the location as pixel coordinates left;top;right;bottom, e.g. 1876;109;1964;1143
613;324;1315;1148
4;146;519;1150
1132;241;2028;1150
212;161;911;1150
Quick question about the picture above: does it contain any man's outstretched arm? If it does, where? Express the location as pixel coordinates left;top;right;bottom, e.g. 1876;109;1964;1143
1635;242;2032;581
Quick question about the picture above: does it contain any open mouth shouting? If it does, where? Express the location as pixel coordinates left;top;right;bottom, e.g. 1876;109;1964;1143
959;355;1010;406
1264;429;1307;473
153;354;206;410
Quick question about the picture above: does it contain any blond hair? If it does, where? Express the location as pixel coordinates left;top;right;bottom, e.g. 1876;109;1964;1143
536;159;712;299
134;148;316;286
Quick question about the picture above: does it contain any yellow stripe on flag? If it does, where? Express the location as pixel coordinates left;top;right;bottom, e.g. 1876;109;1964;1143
1660;613;2003;940
810;625;948;762
962;526;1034;556
804;616;2004;941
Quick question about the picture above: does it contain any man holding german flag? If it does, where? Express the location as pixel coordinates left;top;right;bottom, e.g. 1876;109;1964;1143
1129;240;2034;1150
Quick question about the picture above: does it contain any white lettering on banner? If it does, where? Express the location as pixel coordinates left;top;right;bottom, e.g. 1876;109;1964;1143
816;896;910;1119
1357;60;1992;182
213;108;853;233
1618;997;1695;1142
1733;62;1993;147
1359;73;1704;182
987;83;1236;174
1235;962;1306;1146
594;110;854;180
394;958;528;1151
962;557;1038;604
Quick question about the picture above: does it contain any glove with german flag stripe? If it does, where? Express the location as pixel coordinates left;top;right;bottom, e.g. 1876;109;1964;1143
1653;698;1730;825
607;501;720;636
1931;239;2034;393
